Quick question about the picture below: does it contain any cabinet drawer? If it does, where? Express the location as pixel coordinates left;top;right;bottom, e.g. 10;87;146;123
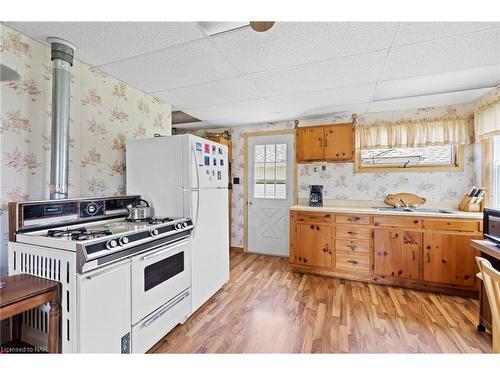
335;252;370;273
335;214;371;225
335;239;370;253
336;226;371;239
422;219;479;232
374;216;421;228
132;289;191;353
296;211;333;223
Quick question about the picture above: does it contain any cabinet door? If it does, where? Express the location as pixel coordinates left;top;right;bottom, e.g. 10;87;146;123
423;232;481;286
296;127;324;162
77;260;131;353
324;124;354;161
374;229;403;277
296;223;332;268
374;229;422;279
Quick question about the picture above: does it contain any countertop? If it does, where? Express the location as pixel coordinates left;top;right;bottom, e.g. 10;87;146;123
471;240;500;260
290;204;483;220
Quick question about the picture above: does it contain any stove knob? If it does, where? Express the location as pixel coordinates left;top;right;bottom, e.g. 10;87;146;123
119;237;129;246
182;221;188;228
150;229;159;237
106;239;118;250
175;223;182;230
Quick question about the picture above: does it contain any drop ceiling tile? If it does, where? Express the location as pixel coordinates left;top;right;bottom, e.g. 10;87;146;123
184;98;275;121
99;38;239;92
394;22;500;46
299;102;370;118
6;22;206;66
247;50;388;96
381;30;500;81
368;88;493;113
375;64;500;101
155;77;262;110
204;111;304;127
185;84;375;122
211;22;398;74
266;84;376;113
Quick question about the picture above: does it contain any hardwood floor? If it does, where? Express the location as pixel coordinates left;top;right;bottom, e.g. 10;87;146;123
149;252;492;353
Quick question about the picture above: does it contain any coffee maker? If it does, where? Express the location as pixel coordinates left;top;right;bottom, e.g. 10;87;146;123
309;185;323;207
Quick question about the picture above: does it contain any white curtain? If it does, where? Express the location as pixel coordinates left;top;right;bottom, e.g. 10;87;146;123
474;97;500;139
355;116;474;150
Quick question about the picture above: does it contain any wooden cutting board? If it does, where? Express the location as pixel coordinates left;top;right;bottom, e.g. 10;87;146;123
384;193;426;207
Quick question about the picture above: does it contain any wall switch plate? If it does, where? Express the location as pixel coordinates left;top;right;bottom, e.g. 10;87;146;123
321;165;326;171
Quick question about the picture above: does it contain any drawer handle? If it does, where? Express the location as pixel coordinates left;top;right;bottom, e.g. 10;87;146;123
347;217;361;222
347;260;359;264
347;231;357;235
412;251;416;261
347;244;357;251
427;252;431;263
142;290;190;328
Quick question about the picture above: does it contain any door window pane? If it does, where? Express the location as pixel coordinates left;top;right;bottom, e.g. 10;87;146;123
253;143;287;199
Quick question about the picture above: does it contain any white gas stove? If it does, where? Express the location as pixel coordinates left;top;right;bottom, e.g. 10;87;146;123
8;196;193;353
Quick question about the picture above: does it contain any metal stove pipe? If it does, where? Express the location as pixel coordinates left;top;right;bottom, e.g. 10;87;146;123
48;38;75;200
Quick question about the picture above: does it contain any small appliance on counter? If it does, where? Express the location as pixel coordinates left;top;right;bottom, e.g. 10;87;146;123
309;185;323;207
483;208;500;245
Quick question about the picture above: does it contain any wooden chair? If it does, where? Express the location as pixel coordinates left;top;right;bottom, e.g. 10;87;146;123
476;256;500;353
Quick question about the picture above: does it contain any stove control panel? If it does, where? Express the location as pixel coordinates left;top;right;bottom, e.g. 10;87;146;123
80;200;105;218
84;219;194;257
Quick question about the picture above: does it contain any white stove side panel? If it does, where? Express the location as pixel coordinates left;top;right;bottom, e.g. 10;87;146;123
8;242;76;353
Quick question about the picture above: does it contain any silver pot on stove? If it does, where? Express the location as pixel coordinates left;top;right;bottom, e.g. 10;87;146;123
126;199;152;221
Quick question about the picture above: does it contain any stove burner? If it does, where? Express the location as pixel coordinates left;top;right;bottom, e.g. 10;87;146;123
74;230;112;241
46;227;112;241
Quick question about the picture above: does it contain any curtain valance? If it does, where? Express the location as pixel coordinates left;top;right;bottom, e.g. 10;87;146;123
355;116;474;150
474;97;500;140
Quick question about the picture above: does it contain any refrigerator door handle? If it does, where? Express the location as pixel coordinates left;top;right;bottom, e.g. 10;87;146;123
191;145;201;190
191;145;201;238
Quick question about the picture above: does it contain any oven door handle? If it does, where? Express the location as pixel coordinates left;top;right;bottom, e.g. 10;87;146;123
85;264;124;280
140;239;189;261
141;290;190;328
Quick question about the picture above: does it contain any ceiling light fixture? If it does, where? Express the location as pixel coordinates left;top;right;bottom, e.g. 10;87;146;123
249;21;275;32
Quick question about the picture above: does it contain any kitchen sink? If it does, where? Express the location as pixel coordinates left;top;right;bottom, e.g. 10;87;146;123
375;207;453;214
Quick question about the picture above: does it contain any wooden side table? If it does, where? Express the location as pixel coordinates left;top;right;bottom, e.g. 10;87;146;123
0;274;61;353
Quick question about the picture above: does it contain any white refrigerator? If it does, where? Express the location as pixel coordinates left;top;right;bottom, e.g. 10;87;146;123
126;134;229;313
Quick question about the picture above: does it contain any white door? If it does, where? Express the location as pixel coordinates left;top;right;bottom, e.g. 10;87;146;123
247;133;294;256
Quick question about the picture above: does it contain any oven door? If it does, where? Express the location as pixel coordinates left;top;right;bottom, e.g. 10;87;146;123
131;238;191;324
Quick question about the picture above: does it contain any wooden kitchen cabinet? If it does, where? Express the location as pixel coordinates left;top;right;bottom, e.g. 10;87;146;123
423;232;481;287
296;126;324;161
295;223;332;268
324;124;354;161
374;229;422;279
296;124;354;163
290;210;482;296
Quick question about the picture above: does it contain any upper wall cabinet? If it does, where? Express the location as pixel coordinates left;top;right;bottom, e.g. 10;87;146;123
296;124;354;163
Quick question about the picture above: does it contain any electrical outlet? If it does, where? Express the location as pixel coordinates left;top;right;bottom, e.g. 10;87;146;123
321;165;326;171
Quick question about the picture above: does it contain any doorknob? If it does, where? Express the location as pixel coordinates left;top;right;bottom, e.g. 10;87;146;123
248;201;253;205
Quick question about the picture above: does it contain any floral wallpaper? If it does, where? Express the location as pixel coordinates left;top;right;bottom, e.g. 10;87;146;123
0;24;172;274
184;102;484;248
